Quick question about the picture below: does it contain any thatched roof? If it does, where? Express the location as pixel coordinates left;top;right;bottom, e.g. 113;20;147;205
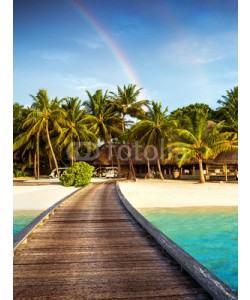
214;149;238;164
87;143;158;166
164;157;216;166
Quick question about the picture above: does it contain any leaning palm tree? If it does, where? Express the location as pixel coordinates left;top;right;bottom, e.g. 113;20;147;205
168;109;237;183
57;97;97;165
130;101;170;180
24;89;65;178
109;84;148;132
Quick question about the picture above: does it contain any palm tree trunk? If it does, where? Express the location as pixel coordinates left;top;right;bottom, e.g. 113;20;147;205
34;152;37;179
46;120;59;177
117;157;121;178
70;135;75;166
128;158;136;181
124;145;136;181
198;159;205;183
157;158;164;180
36;132;40;179
145;159;153;179
48;155;53;171
70;143;74;166
224;164;228;182
121;114;125;133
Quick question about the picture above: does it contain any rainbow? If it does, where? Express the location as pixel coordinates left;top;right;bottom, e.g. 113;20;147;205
69;0;146;99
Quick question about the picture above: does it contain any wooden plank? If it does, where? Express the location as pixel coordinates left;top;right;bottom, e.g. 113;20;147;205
14;181;213;299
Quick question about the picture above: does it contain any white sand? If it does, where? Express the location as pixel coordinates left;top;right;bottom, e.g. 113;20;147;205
13;177;108;210
13;178;238;211
119;179;238;208
13;185;80;210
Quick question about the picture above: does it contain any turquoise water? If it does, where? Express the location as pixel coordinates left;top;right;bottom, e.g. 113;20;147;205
13;210;43;236
139;206;238;292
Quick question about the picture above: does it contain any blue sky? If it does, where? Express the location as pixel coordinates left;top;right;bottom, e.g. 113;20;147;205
13;0;238;112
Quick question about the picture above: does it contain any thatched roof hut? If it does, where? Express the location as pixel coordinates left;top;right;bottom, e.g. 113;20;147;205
213;149;238;181
164;157;216;167
214;149;238;165
87;143;158;167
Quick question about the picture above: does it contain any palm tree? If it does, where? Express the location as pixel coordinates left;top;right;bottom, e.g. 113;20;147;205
130;101;170;180
83;89;122;143
57;97;97;165
215;86;238;134
109;84;148;132
13;131;37;177
24;89;65;178
168;109;237;183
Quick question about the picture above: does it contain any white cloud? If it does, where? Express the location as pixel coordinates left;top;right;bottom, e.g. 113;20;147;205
161;32;237;66
30;51;76;61
72;37;103;49
53;74;117;93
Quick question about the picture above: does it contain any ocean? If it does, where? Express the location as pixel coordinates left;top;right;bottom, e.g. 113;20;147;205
13;210;43;236
139;206;238;292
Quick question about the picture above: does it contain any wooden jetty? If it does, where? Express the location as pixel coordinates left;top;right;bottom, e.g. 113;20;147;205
14;181;237;299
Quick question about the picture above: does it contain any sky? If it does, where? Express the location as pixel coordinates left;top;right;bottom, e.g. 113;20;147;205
13;0;238;113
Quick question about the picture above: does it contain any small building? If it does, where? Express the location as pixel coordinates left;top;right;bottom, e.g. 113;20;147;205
85;143;158;178
164;150;238;181
213;149;238;181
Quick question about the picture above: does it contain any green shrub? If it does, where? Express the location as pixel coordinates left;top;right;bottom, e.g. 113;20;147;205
13;169;31;177
59;162;94;187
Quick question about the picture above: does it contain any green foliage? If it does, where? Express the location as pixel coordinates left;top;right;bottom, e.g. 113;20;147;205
83;89;122;143
215;86;238;133
59;162;94;187
13;169;31;178
109;84;148;132
169;103;214;125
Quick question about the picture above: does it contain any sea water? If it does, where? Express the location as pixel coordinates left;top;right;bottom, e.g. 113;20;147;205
13;210;43;236
139;206;238;292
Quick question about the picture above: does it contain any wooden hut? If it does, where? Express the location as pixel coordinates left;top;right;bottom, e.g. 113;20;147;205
214;149;238;181
163;157;216;180
85;143;158;178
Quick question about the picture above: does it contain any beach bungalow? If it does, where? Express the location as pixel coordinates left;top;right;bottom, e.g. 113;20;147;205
82;143;158;178
83;143;238;181
164;150;238;181
213;149;238;181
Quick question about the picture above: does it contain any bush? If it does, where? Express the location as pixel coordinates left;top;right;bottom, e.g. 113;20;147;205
13;169;31;177
59;162;94;187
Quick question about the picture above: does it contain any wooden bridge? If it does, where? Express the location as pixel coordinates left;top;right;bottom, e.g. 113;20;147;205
14;181;237;299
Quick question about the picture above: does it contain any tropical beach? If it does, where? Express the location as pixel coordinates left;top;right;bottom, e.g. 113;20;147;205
14;178;237;210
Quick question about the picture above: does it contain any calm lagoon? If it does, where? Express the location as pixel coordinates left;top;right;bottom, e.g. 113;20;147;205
139;206;238;292
13;210;43;236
